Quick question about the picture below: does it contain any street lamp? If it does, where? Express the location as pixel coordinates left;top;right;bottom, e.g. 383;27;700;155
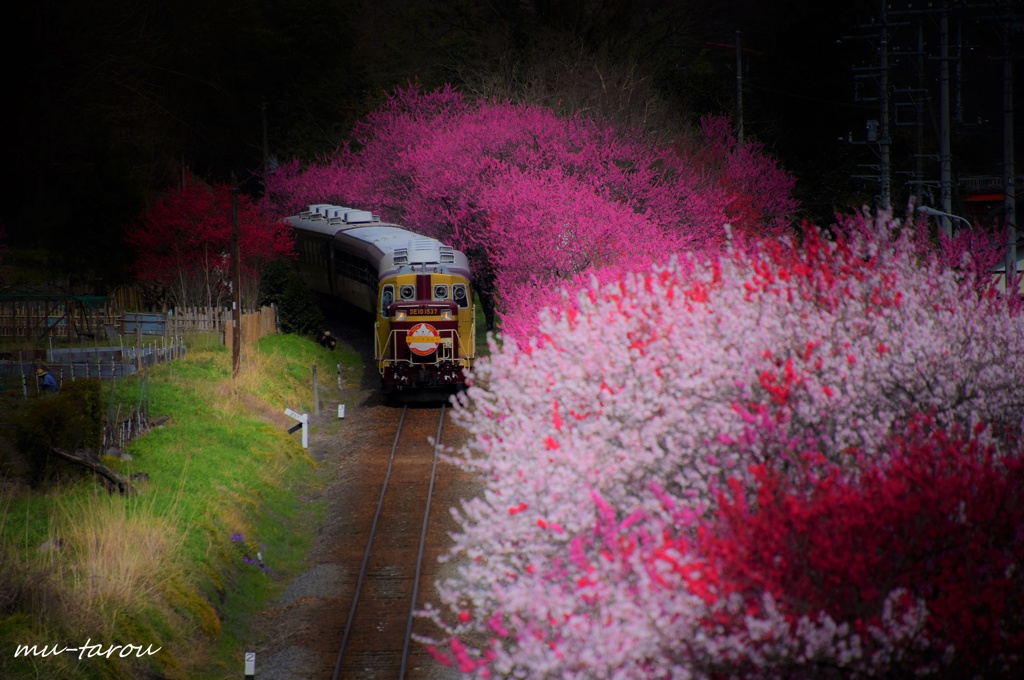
916;205;972;232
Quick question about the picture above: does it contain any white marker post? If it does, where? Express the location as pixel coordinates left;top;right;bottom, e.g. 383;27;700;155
284;408;309;449
244;651;255;679
338;403;346;419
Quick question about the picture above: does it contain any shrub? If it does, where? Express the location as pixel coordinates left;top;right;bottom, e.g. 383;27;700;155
258;258;324;336
695;416;1024;677
15;379;104;486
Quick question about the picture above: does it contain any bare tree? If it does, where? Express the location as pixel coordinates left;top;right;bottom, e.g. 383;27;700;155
458;39;692;144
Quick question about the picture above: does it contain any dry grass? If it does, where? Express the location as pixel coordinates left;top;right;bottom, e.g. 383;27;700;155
53;492;188;633
0;495;67;620
214;342;318;431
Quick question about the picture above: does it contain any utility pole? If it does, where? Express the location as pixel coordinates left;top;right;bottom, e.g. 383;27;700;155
736;30;744;144
939;4;954;237
847;1;895;210
1003;6;1017;284
913;20;927;203
879;1;891;209
261;99;270;182
231;175;241;378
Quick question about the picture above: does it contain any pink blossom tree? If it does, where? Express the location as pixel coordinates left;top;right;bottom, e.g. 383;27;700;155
417;209;1024;677
263;83;798;335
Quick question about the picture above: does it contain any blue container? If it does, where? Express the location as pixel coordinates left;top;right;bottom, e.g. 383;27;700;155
123;313;166;336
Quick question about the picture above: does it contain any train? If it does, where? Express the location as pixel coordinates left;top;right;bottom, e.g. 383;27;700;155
284;204;475;393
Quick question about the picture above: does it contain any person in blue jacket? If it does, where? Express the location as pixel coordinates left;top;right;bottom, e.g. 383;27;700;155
36;367;58;393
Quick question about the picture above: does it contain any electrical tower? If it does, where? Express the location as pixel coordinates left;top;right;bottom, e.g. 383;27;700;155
846;0;1021;254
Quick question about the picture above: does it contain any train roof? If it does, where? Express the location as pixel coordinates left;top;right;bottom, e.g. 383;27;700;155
282;204;379;237
285;204;471;276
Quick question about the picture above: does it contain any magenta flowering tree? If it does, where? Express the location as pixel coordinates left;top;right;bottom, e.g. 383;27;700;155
263;83;798;335
417;209;1024;678
674;115;797;236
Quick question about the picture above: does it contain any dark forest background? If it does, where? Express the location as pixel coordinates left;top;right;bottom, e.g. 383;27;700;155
0;0;1019;291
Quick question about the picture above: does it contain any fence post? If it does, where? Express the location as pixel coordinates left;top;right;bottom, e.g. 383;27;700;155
107;364;116;428
312;365;320;416
19;351;26;398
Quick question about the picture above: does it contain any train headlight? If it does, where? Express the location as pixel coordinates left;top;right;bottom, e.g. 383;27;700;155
440;309;452;320
395;310;407;321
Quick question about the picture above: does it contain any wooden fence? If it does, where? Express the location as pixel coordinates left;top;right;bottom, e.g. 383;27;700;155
164;307;227;335
130;305;277;346
225;306;279;351
0;299;278;344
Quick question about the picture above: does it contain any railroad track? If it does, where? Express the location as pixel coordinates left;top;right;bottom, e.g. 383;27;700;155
331;403;453;680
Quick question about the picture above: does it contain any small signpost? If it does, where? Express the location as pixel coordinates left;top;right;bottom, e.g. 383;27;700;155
244;650;255;679
285;408;308;449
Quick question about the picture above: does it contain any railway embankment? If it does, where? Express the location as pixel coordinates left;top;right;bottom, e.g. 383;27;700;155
0;333;357;679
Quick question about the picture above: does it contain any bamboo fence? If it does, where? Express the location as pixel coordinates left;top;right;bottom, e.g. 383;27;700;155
0;298;119;340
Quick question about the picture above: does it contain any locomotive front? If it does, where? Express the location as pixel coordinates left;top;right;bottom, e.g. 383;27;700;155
375;239;475;392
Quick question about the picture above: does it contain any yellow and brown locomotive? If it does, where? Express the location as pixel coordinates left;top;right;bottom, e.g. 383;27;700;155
285;204;475;392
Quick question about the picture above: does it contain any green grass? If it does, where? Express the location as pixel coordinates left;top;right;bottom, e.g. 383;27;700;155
0;331;359;679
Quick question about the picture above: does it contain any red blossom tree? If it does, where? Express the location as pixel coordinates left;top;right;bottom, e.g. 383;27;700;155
127;180;294;309
698;414;1024;677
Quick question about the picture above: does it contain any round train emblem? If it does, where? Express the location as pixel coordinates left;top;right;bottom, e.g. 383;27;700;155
406;323;441;356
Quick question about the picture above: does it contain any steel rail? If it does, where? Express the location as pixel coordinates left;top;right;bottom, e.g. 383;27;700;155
400;403;445;677
331;404;446;680
332;405;408;680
